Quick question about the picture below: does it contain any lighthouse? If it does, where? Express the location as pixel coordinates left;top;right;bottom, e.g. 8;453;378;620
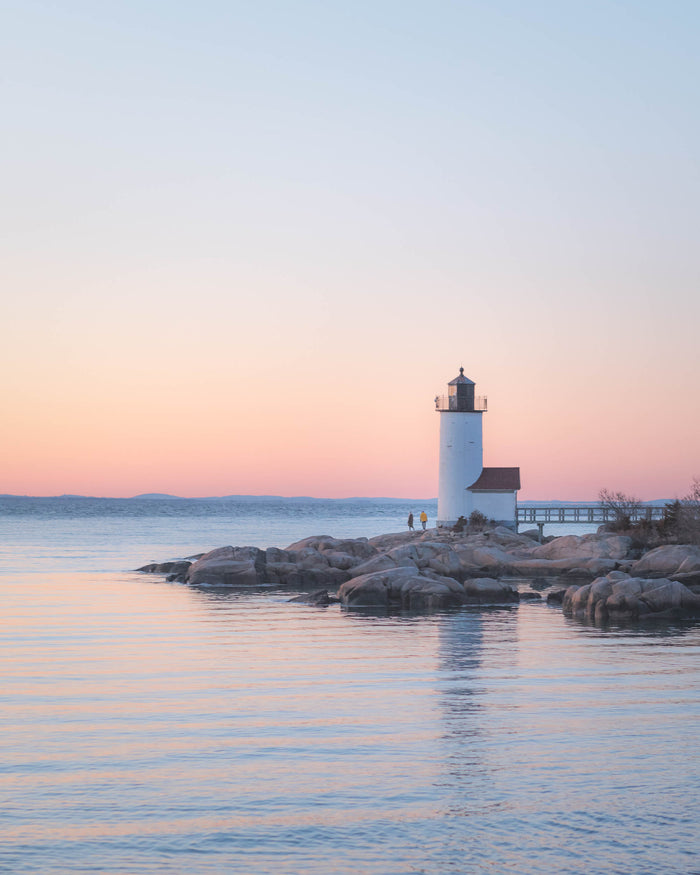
435;368;520;528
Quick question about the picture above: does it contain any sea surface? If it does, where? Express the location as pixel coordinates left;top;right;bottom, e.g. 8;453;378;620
1;497;698;874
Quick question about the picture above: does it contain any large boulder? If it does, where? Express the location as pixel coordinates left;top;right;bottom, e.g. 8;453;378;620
339;567;468;610
562;571;700;623
185;544;352;588
468;545;522;573
630;545;700;577
368;531;422;552
446;529;539;575
286;535;376;561
531;533;632;562
290;547;331;572
349;540;485;580
492;533;633;578
383;541;466;578
462;578;519;604
284;536;376;579
339;567;518;610
349;553;417;578
263;561;350;587
264;561;304;587
137;560;192;575
186;546;261;587
489;527;540;548
507;556;619;578
323;551;359;570
265;547;292;564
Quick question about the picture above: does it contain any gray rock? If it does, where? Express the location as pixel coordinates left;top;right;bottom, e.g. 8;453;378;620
469;546;520;572
288;589;336;606
672;570;700;587
562;572;700;623
530;533;632;561
267;562;349;588
184;543;353;588
290;547;331;571
186;547;260;587
339;568;518;610
461;577;519;604
382;541;466;579
286;535;376;561
339;567;467;610
265;561;304;587
349;553;416;578
136;560;192;574
630;545;700;577
265;547;291;564
322;550;359;570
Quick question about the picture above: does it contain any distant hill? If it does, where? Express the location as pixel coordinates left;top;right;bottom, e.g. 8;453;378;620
214;495;437;503
131;493;183;500
0;493;436;501
0;493;99;499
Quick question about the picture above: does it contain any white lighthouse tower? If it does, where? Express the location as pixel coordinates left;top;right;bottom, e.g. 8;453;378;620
436;368;486;525
436;368;521;528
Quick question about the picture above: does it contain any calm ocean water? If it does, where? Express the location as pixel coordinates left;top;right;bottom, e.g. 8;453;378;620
1;498;698;874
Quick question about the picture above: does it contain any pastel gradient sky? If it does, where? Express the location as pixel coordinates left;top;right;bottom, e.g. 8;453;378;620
3;1;699;499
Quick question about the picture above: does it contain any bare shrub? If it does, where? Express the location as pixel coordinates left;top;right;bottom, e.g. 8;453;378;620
468;509;489;531
676;477;700;544
684;476;700;505
598;489;643;530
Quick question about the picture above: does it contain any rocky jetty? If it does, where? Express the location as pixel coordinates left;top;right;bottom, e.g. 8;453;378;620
136;527;700;620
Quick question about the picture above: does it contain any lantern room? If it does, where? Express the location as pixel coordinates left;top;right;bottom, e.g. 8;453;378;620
434;368;487;412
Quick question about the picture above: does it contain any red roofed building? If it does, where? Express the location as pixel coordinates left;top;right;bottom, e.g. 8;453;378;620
468;468;521;491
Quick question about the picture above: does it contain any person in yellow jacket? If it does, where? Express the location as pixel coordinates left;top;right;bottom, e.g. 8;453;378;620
419;511;428;530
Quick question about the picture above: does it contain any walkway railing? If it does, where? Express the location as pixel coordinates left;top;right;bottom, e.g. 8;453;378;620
517;505;666;526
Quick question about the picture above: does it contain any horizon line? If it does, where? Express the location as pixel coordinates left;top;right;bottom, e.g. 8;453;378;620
0;492;676;505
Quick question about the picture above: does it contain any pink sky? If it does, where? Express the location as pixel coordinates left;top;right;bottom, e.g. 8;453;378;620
3;348;697;500
3;3;699;501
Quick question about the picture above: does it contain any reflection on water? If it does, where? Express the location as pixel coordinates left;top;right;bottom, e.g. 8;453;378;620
1;571;699;875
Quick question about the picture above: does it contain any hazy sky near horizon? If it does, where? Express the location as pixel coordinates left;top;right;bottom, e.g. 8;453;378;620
3;0;699;500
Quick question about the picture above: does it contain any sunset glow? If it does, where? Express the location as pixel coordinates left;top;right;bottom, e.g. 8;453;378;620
3;2;699;501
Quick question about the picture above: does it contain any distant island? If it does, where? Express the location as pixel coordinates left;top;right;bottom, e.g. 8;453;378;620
0;493;438;503
131;494;439;503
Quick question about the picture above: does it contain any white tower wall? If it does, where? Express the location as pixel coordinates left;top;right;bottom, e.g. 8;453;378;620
437;411;484;525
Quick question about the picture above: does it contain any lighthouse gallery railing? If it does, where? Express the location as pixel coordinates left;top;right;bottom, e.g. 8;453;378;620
434;395;488;412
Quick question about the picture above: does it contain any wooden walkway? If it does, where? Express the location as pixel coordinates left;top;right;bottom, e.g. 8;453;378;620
517;505;666;531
